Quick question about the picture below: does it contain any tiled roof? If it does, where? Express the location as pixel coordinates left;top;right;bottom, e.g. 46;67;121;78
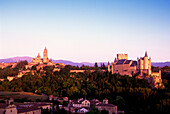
72;100;81;104
116;59;126;65
124;60;131;64
130;61;137;67
0;103;8;108
15;103;51;107
90;99;101;104
96;103;116;107
16;102;51;113
17;107;41;113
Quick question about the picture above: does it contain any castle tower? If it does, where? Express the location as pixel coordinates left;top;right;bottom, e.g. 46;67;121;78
108;62;110;72
144;51;148;70
43;47;49;63
148;57;151;75
111;62;114;74
138;51;152;76
117;54;128;60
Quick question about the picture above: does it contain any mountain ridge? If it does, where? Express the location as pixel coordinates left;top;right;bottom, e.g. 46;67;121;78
0;56;169;67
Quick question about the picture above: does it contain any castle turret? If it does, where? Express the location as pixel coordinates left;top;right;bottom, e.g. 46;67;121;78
111;62;114;74
144;51;148;70
108;62;110;72
145;51;148;57
148;57;151;75
117;54;128;60
138;51;152;76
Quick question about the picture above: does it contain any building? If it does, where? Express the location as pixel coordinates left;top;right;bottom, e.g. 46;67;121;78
31;47;50;64
137;51;151;76
27;47;65;70
0;98;51;114
90;99;101;106
111;54;137;77
77;108;89;113
0;98;17;114
69;98;90;108
109;51;164;89
95;98;117;114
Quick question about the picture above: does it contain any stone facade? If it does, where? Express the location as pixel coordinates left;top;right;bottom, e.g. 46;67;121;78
109;51;163;89
69;98;90;108
95;99;117;114
0;99;52;114
31;47;49;64
137;51;151;76
111;54;137;77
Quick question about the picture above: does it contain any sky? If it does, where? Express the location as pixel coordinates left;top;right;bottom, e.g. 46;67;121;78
0;0;170;63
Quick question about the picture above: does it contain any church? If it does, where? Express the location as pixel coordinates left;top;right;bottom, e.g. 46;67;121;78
31;47;50;64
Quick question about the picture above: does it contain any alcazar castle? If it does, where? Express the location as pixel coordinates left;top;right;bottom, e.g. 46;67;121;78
108;52;163;89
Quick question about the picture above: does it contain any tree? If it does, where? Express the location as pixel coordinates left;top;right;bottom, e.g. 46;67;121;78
114;96;125;110
101;110;109;114
94;62;98;68
31;65;36;70
15;60;28;69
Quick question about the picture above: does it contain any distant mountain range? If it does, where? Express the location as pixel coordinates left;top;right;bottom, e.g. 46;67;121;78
0;56;95;66
0;56;169;67
151;62;170;67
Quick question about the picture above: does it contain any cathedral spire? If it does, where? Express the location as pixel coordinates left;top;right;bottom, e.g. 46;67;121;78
37;53;40;58
44;47;47;51
43;47;49;63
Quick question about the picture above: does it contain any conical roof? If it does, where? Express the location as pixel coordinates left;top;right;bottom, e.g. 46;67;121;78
145;51;148;57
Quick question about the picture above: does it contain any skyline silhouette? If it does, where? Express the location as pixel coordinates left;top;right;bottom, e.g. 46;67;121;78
0;0;170;62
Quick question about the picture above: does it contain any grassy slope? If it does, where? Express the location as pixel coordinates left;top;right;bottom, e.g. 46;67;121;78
0;91;48;102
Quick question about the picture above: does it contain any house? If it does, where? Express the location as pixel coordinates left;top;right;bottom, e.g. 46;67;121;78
0;98;51;114
49;95;58;101
69;98;90;108
63;97;68;101
16;102;51;114
0;98;17;114
77;108;89;113
90;99;101;106
95;99;117;114
7;76;15;82
0;79;4;81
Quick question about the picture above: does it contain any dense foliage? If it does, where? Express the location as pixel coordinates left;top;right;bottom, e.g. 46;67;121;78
0;63;170;113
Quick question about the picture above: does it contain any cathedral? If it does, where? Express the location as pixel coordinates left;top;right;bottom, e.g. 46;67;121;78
31;47;50;64
25;47;65;70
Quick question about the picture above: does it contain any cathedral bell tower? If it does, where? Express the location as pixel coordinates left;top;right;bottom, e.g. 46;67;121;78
43;47;49;63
